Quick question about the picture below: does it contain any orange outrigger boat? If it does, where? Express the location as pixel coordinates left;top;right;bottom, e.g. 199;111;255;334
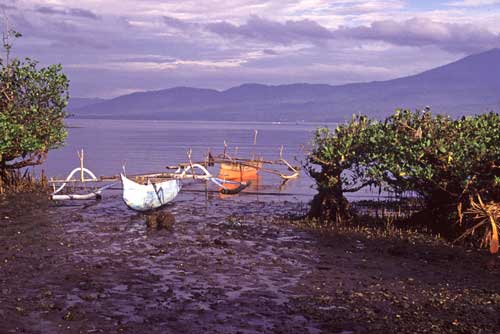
218;159;263;192
163;130;300;194
215;130;299;191
219;159;262;180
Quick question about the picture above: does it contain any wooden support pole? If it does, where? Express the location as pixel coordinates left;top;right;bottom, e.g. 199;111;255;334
187;148;196;179
77;149;84;182
252;129;258;160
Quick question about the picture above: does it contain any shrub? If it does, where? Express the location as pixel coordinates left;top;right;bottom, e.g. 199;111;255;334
0;30;68;192
307;115;378;223
307;109;500;245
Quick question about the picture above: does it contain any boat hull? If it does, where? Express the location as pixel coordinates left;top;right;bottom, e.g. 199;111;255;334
219;161;262;181
218;161;262;195
121;174;181;212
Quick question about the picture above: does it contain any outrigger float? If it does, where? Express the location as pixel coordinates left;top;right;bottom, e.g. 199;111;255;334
49;135;300;212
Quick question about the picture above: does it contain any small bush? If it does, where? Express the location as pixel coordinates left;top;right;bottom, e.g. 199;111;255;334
0;30;68;193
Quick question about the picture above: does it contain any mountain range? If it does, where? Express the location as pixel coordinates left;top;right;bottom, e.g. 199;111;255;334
70;48;500;122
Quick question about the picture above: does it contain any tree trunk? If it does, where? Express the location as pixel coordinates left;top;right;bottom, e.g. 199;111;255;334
0;166;12;194
413;189;458;239
0;166;9;194
309;185;351;224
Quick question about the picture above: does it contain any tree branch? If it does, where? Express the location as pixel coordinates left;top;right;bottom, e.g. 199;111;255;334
4;151;47;169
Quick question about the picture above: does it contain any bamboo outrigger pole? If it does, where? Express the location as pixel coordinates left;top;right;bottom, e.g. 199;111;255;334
187;148;196;179
252;129;258;160
77;149;84;182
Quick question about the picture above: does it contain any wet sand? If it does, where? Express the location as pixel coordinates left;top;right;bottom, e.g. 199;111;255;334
1;192;499;333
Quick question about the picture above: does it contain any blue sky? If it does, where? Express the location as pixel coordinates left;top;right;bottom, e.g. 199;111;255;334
2;0;500;98
406;0;500;10
406;0;447;10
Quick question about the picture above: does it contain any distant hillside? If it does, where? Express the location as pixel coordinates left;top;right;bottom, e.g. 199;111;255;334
67;97;106;111
72;48;500;121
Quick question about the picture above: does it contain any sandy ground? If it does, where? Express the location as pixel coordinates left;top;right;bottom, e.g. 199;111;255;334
0;191;499;334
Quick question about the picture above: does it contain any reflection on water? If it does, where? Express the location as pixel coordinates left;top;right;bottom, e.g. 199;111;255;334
218;172;262;200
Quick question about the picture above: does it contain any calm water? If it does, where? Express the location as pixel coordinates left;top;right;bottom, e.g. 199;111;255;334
42;119;326;201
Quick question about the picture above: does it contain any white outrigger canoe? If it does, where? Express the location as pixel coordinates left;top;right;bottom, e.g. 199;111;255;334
119;163;250;211
120;174;181;212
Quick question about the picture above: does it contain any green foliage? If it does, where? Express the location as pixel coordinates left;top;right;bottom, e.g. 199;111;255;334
0;30;68;174
308;115;377;193
307;115;378;223
369;111;500;209
308;109;500;236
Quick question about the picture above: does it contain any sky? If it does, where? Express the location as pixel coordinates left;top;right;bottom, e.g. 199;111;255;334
2;0;500;98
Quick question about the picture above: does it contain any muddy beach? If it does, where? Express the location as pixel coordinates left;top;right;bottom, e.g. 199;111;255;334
1;191;499;334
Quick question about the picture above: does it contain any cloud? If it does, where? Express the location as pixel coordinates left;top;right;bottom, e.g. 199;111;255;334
162;15;196;30
204;15;500;53
67;58;247;71
35;6;100;20
6;10;105;50
324;0;406;15
335;17;500;53
447;0;500;6
263;49;278;55
116;55;178;64
0;3;16;10
207;15;332;44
